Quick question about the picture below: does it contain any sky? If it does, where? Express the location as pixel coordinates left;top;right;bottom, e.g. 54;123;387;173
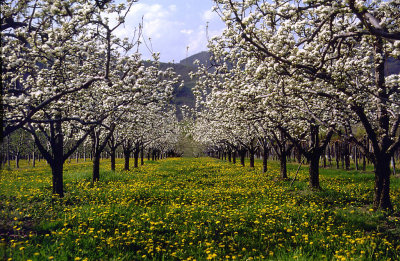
113;0;226;63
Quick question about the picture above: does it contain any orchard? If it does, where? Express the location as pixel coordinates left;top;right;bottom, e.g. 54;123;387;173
1;0;400;260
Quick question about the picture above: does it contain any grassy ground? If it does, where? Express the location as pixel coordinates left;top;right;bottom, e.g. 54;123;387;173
0;157;399;260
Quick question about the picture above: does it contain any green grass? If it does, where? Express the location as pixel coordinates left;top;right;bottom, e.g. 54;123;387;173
0;157;399;260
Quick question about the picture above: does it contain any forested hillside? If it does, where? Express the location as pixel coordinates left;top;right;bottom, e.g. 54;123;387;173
159;52;400;119
144;51;212;118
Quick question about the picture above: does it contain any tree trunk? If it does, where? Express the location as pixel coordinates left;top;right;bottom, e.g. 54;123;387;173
110;148;116;171
296;148;301;163
391;157;396;176
309;152;320;190
32;151;36;168
228;150;232;162
51;160;64;197
362;153;366;171
134;149;139;168
308;124;321;190
52;120;64;197
327;145;332;167
263;143;268;173
371;37;393;211
93;153;100;182
232;151;236;164
354;146;359;171
335;142;340;169
141;147;144;166
280;149;288;179
15;152;20;168
124;150;130;171
341;144;345;169
7;136;10;168
373;155;392;210
249;149;255;168
240;149;246;166
344;142;350;170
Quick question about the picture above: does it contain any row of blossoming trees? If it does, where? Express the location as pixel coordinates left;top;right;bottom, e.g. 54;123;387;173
191;0;400;211
1;0;182;197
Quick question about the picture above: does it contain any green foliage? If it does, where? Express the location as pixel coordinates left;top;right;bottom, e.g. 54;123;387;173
0;158;399;260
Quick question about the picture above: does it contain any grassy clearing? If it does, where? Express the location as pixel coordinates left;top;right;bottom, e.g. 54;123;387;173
0;158;399;260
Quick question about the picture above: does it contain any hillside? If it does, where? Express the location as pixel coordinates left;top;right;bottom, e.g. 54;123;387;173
144;52;212;119
179;51;212;68
146;52;400;120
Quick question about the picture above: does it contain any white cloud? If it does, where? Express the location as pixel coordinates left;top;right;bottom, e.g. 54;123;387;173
113;3;177;40
202;8;219;22
169;5;177;12
185;24;224;59
180;29;194;35
103;1;226;62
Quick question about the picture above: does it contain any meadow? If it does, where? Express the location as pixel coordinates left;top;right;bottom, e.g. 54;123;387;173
0;157;399;261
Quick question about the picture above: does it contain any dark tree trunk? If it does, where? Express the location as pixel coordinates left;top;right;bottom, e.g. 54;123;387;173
147;151;150;161
354;146;359;171
228;150;232;162
362;153;366;171
308;124;321;190
52;120;64;197
92;154;100;182
249;149;255;168
370;37;393;210
15;152;20;168
341;144;345;169
1;141;4;168
7;136;11;168
309;152;320;190
141;147;144;166
32;151;36;168
134;149;139;168
240;149;246;166
296;148;301;163
91;126;115;182
344;142;350;170
373;155;392;210
51;160;64;197
262;143;268;173
124;150;130;171
335;142;340;169
280;149;287;179
232;151;236;164
110;149;116;171
272;130;289;179
327;145;332;167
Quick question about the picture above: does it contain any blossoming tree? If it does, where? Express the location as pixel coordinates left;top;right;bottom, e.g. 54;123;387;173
212;0;400;210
